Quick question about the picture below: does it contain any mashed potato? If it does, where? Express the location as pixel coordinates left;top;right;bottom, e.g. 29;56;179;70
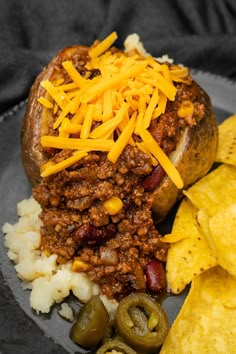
124;33;173;63
2;197;118;314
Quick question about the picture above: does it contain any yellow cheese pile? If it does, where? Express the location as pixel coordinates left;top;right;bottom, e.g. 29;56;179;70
39;32;188;188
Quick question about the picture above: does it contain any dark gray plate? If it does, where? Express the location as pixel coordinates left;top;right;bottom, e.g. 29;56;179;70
1;71;236;353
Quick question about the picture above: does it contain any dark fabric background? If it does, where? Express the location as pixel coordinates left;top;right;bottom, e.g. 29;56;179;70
1;0;236;116
0;0;236;353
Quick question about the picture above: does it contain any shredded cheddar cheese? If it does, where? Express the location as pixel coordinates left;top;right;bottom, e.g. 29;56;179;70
62;61;88;88
80;104;94;139
90;102;128;139
102;89;113;121
80;62;147;103
136;141;158;167
38;32;189;188
108;111;137;163
41;151;88;177
139;129;184;189
41;136;114;152
37;97;53;109
143;87;159;129
152;91;167;119
41;80;69;109
59;118;82;136
88;32;118;58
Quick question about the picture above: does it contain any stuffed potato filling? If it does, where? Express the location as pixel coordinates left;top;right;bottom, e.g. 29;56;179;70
33;146;168;299
30;33;209;300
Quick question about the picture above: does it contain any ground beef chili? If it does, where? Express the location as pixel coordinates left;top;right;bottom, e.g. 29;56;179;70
32;51;206;300
33;146;169;299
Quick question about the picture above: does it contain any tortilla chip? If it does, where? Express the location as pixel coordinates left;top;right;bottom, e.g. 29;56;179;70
215;114;236;167
166;198;217;294
220;274;236;308
197;204;236;278
160;233;187;243
183;164;236;216
160;266;236;354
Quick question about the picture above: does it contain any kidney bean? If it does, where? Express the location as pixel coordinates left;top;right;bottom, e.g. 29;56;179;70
142;165;166;191
73;223;117;247
145;259;166;293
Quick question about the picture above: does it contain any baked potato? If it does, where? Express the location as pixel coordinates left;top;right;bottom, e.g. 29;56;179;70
21;34;218;223
152;93;217;222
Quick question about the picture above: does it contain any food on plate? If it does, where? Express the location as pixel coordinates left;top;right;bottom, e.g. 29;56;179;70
58;302;74;321
160;266;236;353
70;295;109;348
114;292;169;353
197;204;236;278
19;31;218;301
162;146;236;352
215;113;236;167
164;198;217;294
96;339;136;354
3;197;109;314
165;163;236;293
3;31;225;353
183;163;236;216
69;292;169;353
148;116;236;294
21;32;218;204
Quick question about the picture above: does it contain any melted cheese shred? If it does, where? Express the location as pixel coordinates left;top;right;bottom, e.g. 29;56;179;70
41;151;88;177
39;32;188;188
139;129;184;189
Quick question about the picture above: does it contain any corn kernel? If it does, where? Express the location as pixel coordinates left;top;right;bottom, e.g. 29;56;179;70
72;258;91;272
43;249;51;257
177;100;194;118
103;196;123;215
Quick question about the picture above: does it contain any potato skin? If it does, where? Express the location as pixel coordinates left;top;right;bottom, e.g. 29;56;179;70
152;87;218;222
21;45;90;186
21;62;50;186
21;46;218;220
